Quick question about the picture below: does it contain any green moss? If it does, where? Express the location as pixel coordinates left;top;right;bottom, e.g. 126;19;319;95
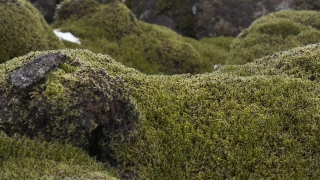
227;10;320;65
51;0;228;74
0;131;118;179
223;43;320;81
0;0;64;63
0;50;140;179
2;46;320;178
200;36;235;51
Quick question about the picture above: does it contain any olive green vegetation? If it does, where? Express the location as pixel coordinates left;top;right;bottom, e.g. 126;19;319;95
0;131;118;179
2;43;320;178
200;36;235;51
51;0;230;75
227;10;320;65
0;0;64;64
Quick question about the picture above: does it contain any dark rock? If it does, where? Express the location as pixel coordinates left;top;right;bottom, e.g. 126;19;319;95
6;53;66;89
130;0;320;39
29;0;57;24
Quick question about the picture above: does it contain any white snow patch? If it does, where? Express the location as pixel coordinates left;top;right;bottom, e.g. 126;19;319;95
53;29;81;45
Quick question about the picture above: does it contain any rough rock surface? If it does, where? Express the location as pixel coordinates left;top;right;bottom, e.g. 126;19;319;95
29;0;57;24
7;53;66;89
130;0;320;39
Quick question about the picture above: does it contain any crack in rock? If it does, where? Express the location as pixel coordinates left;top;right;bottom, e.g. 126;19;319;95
6;53;66;89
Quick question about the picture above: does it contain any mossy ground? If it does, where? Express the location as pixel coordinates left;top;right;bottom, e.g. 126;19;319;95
0;0;64;64
0;131;118;179
1;44;320;178
227;10;320;65
51;0;230;75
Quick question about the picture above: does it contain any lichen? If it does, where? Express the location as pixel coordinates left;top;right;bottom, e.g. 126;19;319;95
227;10;320;65
0;0;64;63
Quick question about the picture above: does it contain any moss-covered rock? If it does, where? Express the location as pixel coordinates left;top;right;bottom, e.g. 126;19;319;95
1;44;320;178
51;0;229;75
0;0;64;64
0;131;118;179
227;10;320;65
0;51;140;175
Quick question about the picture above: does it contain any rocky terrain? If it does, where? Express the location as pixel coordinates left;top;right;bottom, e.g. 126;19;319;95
2;0;320;179
130;0;320;39
29;0;320;39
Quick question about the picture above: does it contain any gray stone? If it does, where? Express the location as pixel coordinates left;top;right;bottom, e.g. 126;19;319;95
6;53;66;89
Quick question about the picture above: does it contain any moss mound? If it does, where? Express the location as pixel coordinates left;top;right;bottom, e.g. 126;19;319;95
52;0;229;75
227;10;320;65
0;0;64;64
0;131;118;179
1;44;320;178
0;51;140;176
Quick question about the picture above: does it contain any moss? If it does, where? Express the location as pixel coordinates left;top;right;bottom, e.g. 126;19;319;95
200;36;235;51
2;46;320;178
222;43;320;81
0;50;140;178
0;0;64;63
51;0;228;74
227;10;320;65
0;131;118;179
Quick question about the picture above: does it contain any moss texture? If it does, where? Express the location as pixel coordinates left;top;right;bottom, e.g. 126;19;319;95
52;0;229;75
0;131;118;179
227;10;320;65
1;44;320;178
0;0;64;64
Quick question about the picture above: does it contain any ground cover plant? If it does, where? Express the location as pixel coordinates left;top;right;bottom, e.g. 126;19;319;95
51;0;230;75
1;43;320;178
0;131;118;179
227;10;320;65
0;0;64;64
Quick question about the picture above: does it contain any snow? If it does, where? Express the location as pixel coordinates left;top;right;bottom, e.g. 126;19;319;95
53;29;81;45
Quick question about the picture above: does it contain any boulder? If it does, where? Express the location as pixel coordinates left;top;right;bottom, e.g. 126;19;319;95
227;10;320;65
0;0;64;63
129;0;320;39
